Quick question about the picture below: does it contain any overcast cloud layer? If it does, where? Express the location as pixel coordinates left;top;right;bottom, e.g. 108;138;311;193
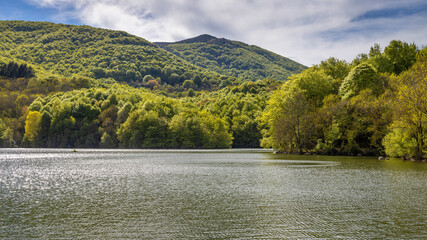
19;0;427;65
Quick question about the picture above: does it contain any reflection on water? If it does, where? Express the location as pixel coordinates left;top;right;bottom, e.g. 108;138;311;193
1;148;426;239
260;159;340;167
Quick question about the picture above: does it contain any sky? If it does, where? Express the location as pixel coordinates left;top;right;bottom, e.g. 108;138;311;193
1;0;426;66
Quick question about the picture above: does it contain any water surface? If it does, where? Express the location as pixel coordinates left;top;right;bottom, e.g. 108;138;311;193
1;148;426;239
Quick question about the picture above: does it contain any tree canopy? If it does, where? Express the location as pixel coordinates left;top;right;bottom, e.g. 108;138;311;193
0;21;425;159
261;41;425;160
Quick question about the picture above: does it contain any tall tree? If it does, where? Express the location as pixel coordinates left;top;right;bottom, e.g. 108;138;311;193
339;63;383;100
23;111;42;146
384;40;417;75
261;85;317;153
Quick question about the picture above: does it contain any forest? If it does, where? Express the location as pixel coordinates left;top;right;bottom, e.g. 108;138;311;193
261;41;426;160
0;21;241;93
0;21;425;160
155;34;306;82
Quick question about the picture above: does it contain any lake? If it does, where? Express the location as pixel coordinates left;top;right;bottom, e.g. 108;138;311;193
1;148;426;239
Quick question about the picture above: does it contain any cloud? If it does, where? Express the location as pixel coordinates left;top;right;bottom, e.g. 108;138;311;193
27;0;427;65
79;3;169;39
352;3;427;22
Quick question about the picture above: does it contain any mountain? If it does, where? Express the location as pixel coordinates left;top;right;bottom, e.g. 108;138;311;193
0;21;239;90
155;34;307;82
0;20;290;149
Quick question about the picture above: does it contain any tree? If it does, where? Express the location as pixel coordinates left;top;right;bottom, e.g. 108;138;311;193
169;109;232;149
366;43;394;74
287;68;335;106
261;85;317;153
117;109;170;148
23;111;42;146
193;75;202;87
169;110;204;148
187;88;195;97
369;43;382;58
339;63;383;100
383;58;427;159
143;75;154;83
1;128;15;147
182;79;194;89
384;40;417;75
0;61;35;78
0;119;6;147
38;112;52;147
146;79;160;89
100;132;116;148
231;115;261;148
317;57;351;93
117;102;132;124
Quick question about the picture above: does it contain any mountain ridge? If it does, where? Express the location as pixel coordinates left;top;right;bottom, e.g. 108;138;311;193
155;34;307;82
0;20;306;93
166;34;218;44
0;20;240;91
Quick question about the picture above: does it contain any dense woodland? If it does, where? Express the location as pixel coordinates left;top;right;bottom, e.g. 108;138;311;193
0;21;425;160
0;21;244;93
261;41;426;160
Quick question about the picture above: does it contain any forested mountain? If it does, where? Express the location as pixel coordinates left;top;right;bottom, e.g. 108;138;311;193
155;34;306;82
0;20;425;160
0;21;241;91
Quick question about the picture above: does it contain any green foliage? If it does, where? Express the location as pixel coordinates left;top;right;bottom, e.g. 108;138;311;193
187;88;195;97
384;40;418;75
186;79;279;148
10;84;233;149
169;109;232;148
339;63;383;100
100;132;115;148
260;85;317;153
0;118;7;146
287;68;335;105
0;21;237;91
384;58;427;159
118;108;170;148
1;127;15;147
383;127;418;158
316;57;351;92
0;20;424;158
156;34;306;82
0;61;35;78
0;72;97;146
23;110;41;146
182;79;194;89
262;41;424;159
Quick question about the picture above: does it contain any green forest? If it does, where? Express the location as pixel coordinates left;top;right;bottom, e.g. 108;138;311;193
155;34;306;82
261;41;426;160
0;21;426;160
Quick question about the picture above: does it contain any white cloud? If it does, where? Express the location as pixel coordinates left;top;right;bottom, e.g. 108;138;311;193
79;3;168;39
28;0;427;66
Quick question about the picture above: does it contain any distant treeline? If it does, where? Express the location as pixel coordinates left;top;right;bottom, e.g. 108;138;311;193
0;71;275;149
0;62;35;78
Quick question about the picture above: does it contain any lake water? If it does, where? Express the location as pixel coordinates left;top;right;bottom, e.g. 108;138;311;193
1;148;426;239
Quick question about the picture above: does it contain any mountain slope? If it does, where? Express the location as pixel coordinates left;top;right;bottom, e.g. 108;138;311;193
0;21;238;90
155;34;306;82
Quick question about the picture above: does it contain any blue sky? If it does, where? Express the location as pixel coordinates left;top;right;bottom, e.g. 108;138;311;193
1;0;426;66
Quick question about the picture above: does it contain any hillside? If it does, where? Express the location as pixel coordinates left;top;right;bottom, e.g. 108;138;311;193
155;34;306;82
0;20;424;157
0;21;239;91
